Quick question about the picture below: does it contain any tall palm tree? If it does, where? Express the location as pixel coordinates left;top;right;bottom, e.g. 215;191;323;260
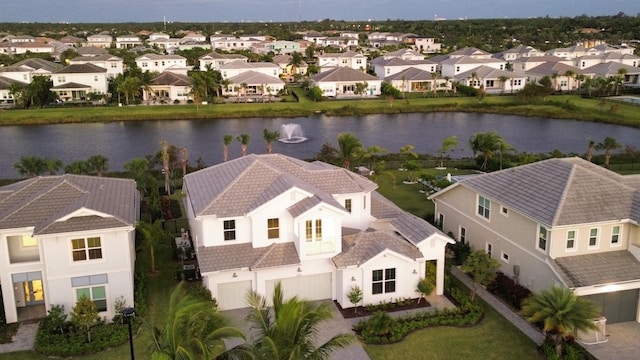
136;219;167;274
615;68;628;95
437;135;459;169
64;160;90;175
263;128;280;154
597;136;622;168
223;134;234;162
521;286;600;357
236;134;251;157
161;140;171;195
497;75;509;95
87;154;109;177
180;147;189;177
564;70;575;93
245;282;353;360
337;132;363;170
585;137;596;162
151;282;245;360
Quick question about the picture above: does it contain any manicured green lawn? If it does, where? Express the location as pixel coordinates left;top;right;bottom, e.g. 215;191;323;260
364;303;540;360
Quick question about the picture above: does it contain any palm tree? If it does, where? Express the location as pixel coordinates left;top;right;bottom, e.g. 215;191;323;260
87;155;109;176
151;282;245;359
615;68;628;95
14;156;47;178
180;147;189;177
44;158;64;175
245;282;353;359
137;219;167;274
337;132;363;170
64;160;90;175
521;285;600;357
468;132;507;170
497;75;509;95
585;137;596;162
437;135;459;169
288;51;304;76
219;134;233;162
263;128;280;154
564;70;575;93
597;136;622;168
161;140;171;195
236;134;251;157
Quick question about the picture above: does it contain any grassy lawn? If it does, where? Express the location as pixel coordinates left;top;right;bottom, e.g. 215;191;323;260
364;303;540;360
0;93;639;127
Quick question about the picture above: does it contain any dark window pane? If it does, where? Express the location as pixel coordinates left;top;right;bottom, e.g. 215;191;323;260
73;250;87;261
372;270;383;281
385;268;396;280
385;280;396;293
88;248;102;259
372;282;383;294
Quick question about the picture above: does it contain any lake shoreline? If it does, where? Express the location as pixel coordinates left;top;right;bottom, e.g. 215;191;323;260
1;95;640;128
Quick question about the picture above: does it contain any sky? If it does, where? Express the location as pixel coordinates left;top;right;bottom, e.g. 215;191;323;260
1;0;639;23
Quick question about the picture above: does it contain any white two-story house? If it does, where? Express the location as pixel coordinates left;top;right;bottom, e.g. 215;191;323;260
183;154;452;311
69;54;124;79
135;54;189;75
317;51;367;73
0;175;139;323
51;63;108;101
430;157;640;324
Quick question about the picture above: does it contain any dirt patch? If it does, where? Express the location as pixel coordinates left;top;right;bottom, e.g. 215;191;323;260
334;298;431;319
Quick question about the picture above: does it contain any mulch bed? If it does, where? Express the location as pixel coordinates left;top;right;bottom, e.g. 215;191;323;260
334;298;431;319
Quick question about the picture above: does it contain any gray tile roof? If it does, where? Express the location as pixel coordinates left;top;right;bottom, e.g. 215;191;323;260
311;67;380;83
54;63;107;74
0;175;138;235
332;229;424;267
384;67;434;82
458;157;638;226
198;242;300;273
183;154;377;218
228;70;283;85
552;251;640;288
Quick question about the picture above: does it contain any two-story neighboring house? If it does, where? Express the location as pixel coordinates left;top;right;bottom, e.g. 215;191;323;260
310;67;382;97
317;51;367;72
115;35;142;49
0;175;139;324
199;52;248;71
69;54;124;79
51;63;108;102
183;154;452;311
135;54;189;75
87;34;113;48
429;157;640;324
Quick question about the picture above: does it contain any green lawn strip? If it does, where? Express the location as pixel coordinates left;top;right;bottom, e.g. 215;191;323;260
1;95;639;126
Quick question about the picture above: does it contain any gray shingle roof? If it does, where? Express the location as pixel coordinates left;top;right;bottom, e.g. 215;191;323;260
0;175;138;234
183;154;377;218
332;229;423;267
198;242;300;273
459;157;637;226
552;251;640;288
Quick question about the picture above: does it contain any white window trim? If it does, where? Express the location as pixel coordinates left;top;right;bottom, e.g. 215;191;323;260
70;236;103;263
485;242;493;256
610;225;622;247
477;195;491;221
536;226;548;253
459;226;466;244
500;251;510;263
588;227;600;249
500;205;509;217
565;230;577;253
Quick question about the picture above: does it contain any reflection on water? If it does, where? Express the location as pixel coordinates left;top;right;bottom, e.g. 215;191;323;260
2;112;640;179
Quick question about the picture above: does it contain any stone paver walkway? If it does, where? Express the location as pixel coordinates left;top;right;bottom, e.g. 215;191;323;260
449;266;545;345
0;322;38;353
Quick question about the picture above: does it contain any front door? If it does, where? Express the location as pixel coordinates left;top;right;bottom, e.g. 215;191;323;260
24;280;44;305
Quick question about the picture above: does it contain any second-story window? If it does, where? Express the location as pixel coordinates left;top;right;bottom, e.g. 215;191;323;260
71;237;102;261
538;226;548;251
224;220;236;241
267;218;279;239
611;225;621;245
345;199;352;213
478;195;490;219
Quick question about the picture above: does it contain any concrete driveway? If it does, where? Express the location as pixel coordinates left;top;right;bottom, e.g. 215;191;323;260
582;321;640;360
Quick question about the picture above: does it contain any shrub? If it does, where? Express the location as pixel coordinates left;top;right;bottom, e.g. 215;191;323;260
486;272;532;310
35;321;129;357
448;241;471;265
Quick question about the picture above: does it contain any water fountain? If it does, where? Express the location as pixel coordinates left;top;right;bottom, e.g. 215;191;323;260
278;123;307;143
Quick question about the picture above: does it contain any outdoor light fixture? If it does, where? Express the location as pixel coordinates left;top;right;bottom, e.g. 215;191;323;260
351;276;356;281
122;307;136;360
412;269;418;274
232;272;237;278
297;267;302;273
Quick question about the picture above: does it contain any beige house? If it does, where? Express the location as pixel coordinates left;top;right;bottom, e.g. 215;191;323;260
429;157;640;324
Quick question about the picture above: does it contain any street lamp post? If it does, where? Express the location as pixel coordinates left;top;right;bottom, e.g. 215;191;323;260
122;307;136;360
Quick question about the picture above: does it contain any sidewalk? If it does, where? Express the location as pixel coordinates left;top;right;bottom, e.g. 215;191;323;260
449;266;545;345
0;322;38;353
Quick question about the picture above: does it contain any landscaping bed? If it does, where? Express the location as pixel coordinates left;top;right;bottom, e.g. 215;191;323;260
334;298;431;319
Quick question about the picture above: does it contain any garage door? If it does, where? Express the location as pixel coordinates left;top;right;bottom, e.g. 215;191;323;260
584;289;639;324
217;280;252;310
266;273;332;302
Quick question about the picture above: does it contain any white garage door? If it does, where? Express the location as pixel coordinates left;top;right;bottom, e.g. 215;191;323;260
217;280;252;310
266;273;332;302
